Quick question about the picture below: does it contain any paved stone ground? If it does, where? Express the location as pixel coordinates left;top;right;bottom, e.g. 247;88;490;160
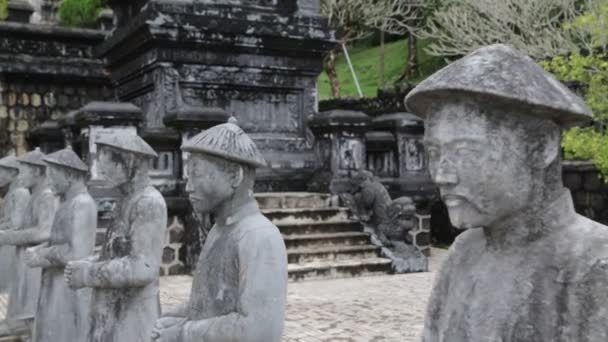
0;248;447;341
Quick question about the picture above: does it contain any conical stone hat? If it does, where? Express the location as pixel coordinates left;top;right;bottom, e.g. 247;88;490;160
182;117;267;168
43;146;88;172
17;147;46;167
405;44;593;128
95;134;158;158
0;156;20;171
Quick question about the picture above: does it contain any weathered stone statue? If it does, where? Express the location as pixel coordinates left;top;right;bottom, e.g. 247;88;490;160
378;196;417;246
405;44;608;341
0;148;58;320
344;170;392;232
0;156;30;293
24;147;96;342
151;118;288;342
64;134;167;342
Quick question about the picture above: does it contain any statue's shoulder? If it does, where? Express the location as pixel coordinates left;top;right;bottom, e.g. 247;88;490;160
72;192;97;210
565;215;608;258
134;186;167;208
13;187;29;198
239;213;283;246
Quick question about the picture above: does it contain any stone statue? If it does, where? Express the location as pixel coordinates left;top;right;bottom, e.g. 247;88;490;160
24;147;97;342
343;170;392;239
0;148;58;321
405;44;608;341
64;134;167;342
151;118;288;342
0;156;30;294
378;196;417;246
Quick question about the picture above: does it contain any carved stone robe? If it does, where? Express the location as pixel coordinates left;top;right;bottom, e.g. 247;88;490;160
5;185;57;320
31;189;97;342
179;201;288;342
0;185;30;293
422;191;608;342
85;186;166;342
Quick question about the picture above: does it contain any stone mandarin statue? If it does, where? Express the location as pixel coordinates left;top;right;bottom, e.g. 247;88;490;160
0;148;58;321
64;134;167;342
151;118;288;342
0;156;30;294
24;147;97;342
405;44;608;342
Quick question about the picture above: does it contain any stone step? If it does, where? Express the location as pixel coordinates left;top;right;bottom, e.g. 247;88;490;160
288;258;392;282
262;207;350;225
287;245;380;264
277;221;363;236
283;232;370;249
255;192;330;210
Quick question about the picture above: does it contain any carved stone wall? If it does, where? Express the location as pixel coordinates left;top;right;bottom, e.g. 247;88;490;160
563;161;608;225
161;216;186;276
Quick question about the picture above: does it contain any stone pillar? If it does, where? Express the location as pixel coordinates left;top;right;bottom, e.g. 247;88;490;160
371;112;426;177
308;109;371;194
7;0;34;23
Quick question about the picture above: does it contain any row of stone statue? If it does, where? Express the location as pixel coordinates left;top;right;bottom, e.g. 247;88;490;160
0;117;288;341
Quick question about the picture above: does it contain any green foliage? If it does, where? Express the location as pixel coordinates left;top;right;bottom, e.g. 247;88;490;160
58;0;103;28
317;39;446;99
541;0;608;180
0;0;7;20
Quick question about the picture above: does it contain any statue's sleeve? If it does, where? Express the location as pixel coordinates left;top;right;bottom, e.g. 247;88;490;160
2;191;57;246
10;189;30;230
574;257;608;341
44;198;97;267
83;195;166;288
180;224;287;342
421;252;455;342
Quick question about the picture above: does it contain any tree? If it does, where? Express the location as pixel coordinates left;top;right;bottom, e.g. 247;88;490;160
0;0;7;20
363;0;437;83
321;0;372;97
422;0;586;59
541;0;608;179
58;0;104;28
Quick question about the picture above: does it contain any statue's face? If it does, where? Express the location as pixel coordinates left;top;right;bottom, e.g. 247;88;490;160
98;147;129;187
0;167;16;187
185;153;236;215
47;165;71;195
424;101;533;229
19;164;43;189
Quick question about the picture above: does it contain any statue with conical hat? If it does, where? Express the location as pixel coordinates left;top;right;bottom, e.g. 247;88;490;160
24;147;96;342
0;156;30;294
0;148;58;321
64;133;167;342
151;118;288;342
405;44;608;341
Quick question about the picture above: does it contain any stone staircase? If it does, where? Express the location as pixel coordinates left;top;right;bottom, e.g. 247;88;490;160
256;193;392;281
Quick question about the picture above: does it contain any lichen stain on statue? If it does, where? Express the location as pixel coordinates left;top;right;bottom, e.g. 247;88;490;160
342;170;427;273
64;134;167;342
0;148;58;321
0;156;30;294
406;44;608;341
152;117;288;342
25;147;97;342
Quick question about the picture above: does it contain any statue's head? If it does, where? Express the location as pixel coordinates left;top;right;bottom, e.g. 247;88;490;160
405;44;592;230
349;169;374;193
17;148;47;189
0;156;20;188
181;117;267;215
388;197;417;231
95;134;157;188
43;147;88;196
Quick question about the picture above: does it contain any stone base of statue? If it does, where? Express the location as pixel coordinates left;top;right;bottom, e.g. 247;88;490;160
365;227;428;273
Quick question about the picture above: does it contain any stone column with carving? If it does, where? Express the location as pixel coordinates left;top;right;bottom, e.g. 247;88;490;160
308;109;371;194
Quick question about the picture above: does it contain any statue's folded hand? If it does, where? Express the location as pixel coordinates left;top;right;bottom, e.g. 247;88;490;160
24;247;38;267
151;317;186;342
64;260;90;289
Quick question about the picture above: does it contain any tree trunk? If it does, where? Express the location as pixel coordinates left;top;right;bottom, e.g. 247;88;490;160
324;47;341;98
397;34;418;83
380;30;386;88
